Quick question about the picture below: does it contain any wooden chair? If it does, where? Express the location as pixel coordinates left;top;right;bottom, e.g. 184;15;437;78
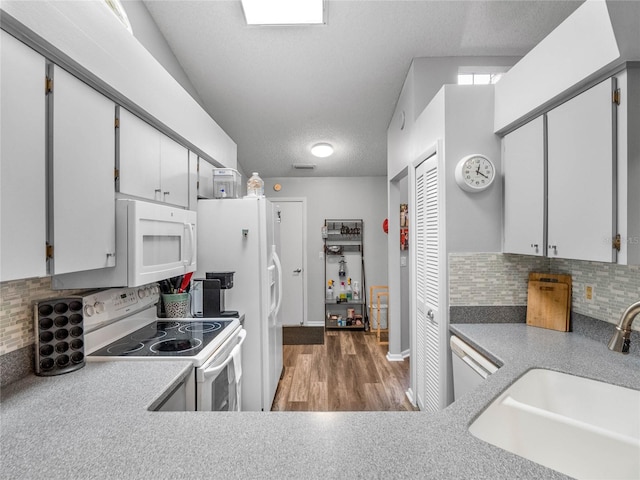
369;285;389;345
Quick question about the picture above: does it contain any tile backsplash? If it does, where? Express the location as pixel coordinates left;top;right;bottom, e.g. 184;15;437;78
0;277;85;356
449;253;640;328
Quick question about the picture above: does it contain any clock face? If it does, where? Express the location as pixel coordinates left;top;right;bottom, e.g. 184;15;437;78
455;154;495;192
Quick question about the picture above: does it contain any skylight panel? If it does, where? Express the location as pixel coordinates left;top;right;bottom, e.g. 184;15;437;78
241;0;325;25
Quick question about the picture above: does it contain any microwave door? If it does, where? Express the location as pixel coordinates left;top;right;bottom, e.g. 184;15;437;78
129;201;197;286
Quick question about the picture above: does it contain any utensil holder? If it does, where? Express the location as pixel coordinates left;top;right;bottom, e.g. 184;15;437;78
162;293;190;318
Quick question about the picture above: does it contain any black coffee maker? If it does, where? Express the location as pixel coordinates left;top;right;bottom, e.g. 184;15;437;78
201;271;239;318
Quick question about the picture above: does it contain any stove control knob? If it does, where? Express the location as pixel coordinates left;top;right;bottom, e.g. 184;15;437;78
94;301;105;314
84;304;95;317
138;289;145;299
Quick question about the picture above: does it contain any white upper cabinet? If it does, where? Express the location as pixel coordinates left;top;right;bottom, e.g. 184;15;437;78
188;151;198;210
118;108;161;202
159;131;188;207
547;78;616;263
198;158;216;199
119;108;188;208
50;65;116;275
503;116;545;256
0;31;47;282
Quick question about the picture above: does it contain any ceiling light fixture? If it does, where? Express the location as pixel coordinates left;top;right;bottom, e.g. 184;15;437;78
241;0;325;26
310;143;334;158
292;163;317;169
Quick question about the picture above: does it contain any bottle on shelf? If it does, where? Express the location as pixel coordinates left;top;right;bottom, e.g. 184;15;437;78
353;281;360;301
326;280;334;300
346;278;353;301
338;256;346;278
246;172;264;197
339;282;347;302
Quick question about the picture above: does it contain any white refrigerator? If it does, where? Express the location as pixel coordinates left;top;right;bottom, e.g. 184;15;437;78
196;197;283;411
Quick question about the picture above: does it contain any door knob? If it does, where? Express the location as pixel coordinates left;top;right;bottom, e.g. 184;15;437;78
293;268;302;273
427;310;434;320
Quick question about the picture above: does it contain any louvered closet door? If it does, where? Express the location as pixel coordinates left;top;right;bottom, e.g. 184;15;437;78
415;154;440;412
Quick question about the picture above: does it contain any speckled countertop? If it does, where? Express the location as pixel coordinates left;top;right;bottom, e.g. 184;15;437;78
2;324;639;480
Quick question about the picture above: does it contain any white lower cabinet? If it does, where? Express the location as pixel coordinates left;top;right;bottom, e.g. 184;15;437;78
0;31;47;281
50;65;116;275
119;108;188;208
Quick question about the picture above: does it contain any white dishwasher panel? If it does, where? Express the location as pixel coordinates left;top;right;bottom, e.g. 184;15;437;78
450;335;499;401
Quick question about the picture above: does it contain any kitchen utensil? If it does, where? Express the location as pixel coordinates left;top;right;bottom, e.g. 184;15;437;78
526;273;571;331
33;297;85;375
178;272;193;293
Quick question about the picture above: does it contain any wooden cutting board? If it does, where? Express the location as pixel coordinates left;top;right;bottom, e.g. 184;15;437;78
526;273;572;332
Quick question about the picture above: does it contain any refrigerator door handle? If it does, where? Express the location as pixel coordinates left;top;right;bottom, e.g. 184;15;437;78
272;246;283;317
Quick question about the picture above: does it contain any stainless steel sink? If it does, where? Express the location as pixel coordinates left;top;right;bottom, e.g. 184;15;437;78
469;369;640;480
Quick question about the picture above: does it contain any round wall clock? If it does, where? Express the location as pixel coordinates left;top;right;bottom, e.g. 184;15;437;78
454;154;496;192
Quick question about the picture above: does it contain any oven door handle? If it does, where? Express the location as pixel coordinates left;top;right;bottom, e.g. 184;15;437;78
201;329;246;378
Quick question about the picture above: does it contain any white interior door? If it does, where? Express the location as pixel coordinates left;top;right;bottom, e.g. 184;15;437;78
277;200;306;326
413;151;440;413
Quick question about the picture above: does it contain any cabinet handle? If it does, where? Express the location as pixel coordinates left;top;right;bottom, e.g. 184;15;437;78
293;268;302;273
427;310;434;320
548;245;557;255
530;244;539;253
154;189;161;193
163;191;170;201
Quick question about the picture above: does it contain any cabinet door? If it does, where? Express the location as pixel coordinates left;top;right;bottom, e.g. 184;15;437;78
159;133;189;207
547;78;616;262
51;66;116;274
118;108;161;201
198;158;215;199
503;116;545;256
0;32;47;281
188;151;198;209
414;153;441;413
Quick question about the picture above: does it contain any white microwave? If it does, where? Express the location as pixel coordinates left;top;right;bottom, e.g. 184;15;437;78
53;199;196;289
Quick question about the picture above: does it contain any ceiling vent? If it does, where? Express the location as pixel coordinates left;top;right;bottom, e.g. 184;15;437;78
292;163;316;170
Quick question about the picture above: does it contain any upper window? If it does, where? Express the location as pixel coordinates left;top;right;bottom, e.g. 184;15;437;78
103;0;133;34
457;67;510;85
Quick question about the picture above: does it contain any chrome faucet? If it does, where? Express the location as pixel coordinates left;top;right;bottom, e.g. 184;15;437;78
608;300;640;354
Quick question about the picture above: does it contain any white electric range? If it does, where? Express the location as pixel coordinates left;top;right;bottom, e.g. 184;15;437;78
82;285;245;411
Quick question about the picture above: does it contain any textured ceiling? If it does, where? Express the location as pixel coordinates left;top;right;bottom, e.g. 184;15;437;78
142;0;581;177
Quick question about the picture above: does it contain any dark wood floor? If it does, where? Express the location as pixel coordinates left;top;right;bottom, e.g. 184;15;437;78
271;329;417;412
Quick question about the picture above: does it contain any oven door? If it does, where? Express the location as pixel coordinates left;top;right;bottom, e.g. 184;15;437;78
196;328;246;411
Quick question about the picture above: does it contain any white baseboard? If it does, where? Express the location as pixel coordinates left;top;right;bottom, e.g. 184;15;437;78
405;388;417;407
386;348;410;362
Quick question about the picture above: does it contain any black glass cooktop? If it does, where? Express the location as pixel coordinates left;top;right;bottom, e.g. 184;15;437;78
90;320;234;357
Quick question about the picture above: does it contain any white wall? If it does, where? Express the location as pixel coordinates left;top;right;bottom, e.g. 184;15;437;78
265;176;388;325
388;56;520;179
1;0;237;169
122;0;204;108
493;0;640;133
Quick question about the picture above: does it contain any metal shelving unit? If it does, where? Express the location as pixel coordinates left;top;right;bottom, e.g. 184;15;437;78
323;219;366;329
